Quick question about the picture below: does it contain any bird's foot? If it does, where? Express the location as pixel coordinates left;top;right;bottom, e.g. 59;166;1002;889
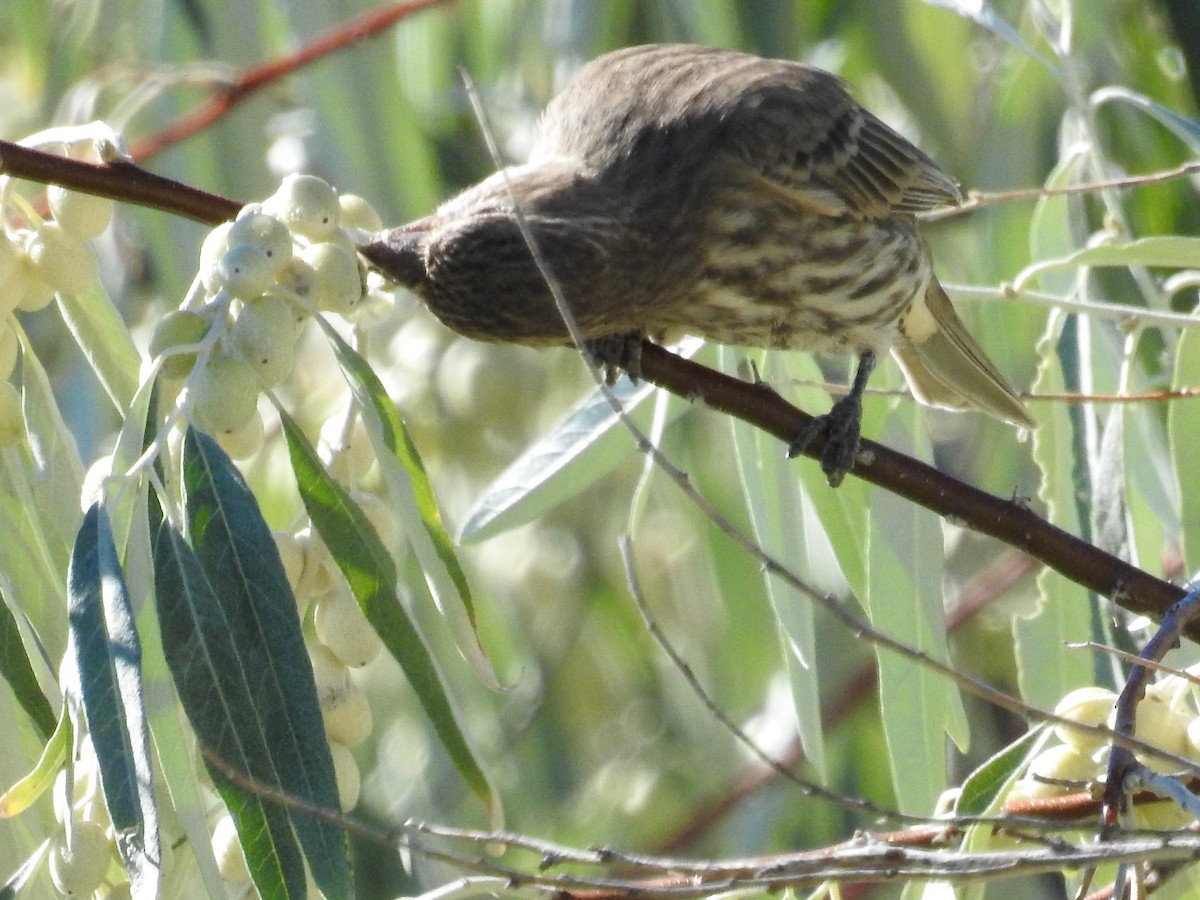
584;332;645;384
787;350;876;488
787;394;864;487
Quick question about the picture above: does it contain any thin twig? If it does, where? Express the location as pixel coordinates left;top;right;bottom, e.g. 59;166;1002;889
199;745;1200;897
127;0;452;162
1066;641;1200;685
921;160;1200;222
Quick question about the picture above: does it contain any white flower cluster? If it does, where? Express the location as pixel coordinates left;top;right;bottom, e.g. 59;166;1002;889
1008;677;1200;829
0;151;114;448
150;174;388;458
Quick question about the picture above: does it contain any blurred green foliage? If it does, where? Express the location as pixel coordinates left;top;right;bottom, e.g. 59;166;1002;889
3;1;1200;898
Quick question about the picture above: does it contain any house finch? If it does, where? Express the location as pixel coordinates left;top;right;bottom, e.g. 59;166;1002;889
369;43;1034;484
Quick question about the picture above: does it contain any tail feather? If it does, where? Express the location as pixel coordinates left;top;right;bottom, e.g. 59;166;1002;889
892;280;1035;429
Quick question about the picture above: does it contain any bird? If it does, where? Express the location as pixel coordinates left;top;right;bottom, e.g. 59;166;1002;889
367;43;1035;485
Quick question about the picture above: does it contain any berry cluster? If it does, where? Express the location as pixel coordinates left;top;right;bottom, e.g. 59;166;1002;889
47;740;132;898
0;140;114;447
149;174;387;458
1008;678;1200;828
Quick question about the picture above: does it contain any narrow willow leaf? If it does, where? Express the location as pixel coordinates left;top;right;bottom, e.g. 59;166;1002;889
955;725;1050;817
65;503;161;895
726;350;826;780
0;583;55;739
1017;151;1097;707
181;428;351;899
1013;236;1200;293
867;410;968;813
779;350;870;597
279;408;498;819
152;522;305;900
316;319;498;687
461;338;705;543
0;837;52;895
105;372;159;556
1092;87;1200;153
461;376;654;543
1171;327;1200;574
1020;333;1097;706
17;327;84;573
919;0;1056;72
0;707;69;818
56;283;141;414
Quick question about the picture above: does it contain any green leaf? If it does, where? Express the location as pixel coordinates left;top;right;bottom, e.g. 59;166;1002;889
316;319;497;687
1170;327;1200;574
1017;150;1097;707
1092;87;1200;153
0;837;52;895
152;522;306;900
16;326;84;582
461;338;706;544
867;408;968;814
955;725;1050;817
783;351;873;597
726;350;826;780
0;582;55;739
1013;236;1200;293
56;281;142;414
0;706;69;818
279;407;498;820
920;0;1056;72
65;503;161;894
105;371;159;556
180;428;352;900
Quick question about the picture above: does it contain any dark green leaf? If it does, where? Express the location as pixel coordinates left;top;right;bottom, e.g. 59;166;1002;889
181;428;351;899
66;503;161;894
0;583;55;739
279;408;496;817
152;521;305;900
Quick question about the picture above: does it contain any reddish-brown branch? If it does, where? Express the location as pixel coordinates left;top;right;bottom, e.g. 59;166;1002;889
0;142;241;222
127;0;453;162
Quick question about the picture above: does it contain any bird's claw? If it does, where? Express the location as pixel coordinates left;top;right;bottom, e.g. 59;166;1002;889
584;332;644;384
787;393;864;488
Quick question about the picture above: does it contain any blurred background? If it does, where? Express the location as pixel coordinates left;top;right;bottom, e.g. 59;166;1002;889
3;1;1200;897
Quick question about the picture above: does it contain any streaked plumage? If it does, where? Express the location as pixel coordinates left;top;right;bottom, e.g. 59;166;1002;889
374;44;1034;478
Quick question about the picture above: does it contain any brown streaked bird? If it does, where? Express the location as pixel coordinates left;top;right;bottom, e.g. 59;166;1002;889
370;43;1035;485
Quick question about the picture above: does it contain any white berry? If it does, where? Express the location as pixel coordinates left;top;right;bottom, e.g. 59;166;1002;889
267;174;340;241
329;741;361;811
211;814;249;884
25;222;97;295
48;186;114;240
48;821;113;896
314;585;383;669
190;355;259;435
301;242;362;314
149;310;210;378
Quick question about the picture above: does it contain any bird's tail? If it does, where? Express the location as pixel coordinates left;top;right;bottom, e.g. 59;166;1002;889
892;279;1035;429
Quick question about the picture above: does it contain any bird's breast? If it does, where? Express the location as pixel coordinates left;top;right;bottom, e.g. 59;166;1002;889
663;202;933;354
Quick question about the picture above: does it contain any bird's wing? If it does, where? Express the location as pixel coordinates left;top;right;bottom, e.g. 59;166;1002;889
727;62;962;220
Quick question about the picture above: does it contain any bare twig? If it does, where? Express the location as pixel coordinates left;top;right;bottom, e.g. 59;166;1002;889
198;745;1200;898
921;160;1200;222
127;0;452;162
